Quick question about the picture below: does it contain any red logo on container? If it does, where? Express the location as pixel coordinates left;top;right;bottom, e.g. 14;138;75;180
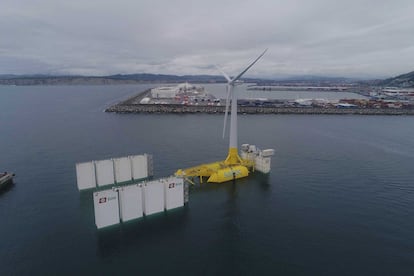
99;197;107;204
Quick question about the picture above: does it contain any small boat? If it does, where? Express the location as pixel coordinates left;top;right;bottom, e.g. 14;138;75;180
0;172;15;189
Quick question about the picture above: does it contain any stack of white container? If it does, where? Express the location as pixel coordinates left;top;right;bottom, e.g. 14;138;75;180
93;176;185;229
75;154;186;229
240;144;274;174
76;154;153;190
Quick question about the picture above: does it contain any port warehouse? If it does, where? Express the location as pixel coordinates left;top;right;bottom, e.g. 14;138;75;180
76;154;188;229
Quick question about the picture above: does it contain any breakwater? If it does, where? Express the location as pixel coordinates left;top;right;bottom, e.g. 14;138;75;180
106;104;414;115
105;89;414;115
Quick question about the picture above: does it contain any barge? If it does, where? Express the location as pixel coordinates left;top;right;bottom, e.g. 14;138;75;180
0;172;15;189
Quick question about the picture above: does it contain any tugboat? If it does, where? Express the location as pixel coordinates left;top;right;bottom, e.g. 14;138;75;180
0;172;15;189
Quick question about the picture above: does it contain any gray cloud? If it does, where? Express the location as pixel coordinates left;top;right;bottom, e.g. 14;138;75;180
1;0;414;78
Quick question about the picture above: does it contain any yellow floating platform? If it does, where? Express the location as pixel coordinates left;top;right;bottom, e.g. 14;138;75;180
175;149;254;184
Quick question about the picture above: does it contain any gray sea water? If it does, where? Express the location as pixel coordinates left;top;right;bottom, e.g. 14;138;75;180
1;84;413;275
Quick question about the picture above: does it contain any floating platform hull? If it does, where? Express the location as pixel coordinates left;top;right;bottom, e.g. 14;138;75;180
175;159;252;184
207;165;249;183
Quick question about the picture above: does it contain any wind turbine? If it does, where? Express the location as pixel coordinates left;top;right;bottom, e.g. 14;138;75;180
219;49;268;165
175;49;270;183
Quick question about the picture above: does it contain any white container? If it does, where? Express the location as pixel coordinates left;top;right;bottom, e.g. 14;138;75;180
241;144;250;152
164;177;184;210
93;189;120;229
95;159;115;187
255;156;272;174
76;161;96;190
131;154;148;180
262;149;275;157
119;184;143;222
114;157;132;183
143;180;165;216
248;145;257;153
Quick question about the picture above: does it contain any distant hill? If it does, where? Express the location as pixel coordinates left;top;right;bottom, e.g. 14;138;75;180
3;72;409;86
0;73;263;85
380;71;414;88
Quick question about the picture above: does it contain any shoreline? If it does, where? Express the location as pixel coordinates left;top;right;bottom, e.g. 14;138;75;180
105;89;414;115
105;105;414;115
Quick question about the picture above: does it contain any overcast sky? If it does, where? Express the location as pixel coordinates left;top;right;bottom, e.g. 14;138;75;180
1;0;414;78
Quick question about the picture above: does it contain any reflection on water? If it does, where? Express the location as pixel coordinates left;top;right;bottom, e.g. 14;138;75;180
0;181;15;195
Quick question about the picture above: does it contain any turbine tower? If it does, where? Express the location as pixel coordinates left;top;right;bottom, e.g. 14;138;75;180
220;49;268;165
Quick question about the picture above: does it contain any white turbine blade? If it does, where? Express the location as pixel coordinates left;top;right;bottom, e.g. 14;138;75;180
215;65;232;83
231;48;268;84
222;85;231;138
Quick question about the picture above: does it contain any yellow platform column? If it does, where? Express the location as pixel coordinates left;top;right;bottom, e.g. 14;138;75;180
224;147;243;165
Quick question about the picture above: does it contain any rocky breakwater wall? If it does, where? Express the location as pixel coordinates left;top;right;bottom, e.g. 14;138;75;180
105;103;414;115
